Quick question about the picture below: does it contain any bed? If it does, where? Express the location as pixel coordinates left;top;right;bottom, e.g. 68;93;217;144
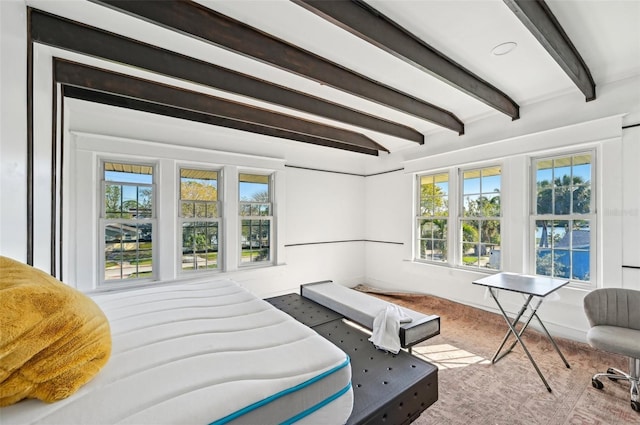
1;279;353;424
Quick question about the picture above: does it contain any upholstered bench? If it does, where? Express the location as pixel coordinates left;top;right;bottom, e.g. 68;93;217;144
301;280;440;351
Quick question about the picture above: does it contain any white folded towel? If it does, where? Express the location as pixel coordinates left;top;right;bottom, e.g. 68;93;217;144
368;304;412;354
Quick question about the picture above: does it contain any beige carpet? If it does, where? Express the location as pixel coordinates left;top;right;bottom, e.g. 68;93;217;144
357;286;639;425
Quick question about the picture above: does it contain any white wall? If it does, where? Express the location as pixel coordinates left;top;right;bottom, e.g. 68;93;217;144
2;0;639;341
363;75;640;342
0;0;28;262
284;166;366;291
60;98;370;298
621;125;640;290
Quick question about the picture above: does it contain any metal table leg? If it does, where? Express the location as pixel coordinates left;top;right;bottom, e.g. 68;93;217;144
488;289;553;392
491;295;533;363
532;310;571;369
497;297;570;369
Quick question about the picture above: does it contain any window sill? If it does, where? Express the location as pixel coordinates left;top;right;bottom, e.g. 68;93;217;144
411;259;501;275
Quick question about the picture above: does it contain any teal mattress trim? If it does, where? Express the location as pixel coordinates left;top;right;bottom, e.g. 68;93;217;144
281;382;352;425
210;355;351;425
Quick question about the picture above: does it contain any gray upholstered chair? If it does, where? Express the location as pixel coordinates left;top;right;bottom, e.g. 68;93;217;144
583;288;640;412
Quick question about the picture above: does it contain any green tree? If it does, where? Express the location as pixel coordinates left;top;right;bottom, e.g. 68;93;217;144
537;175;589;215
480;195;501;246
418;182;448;260
461;222;479;257
241;191;271;251
181;181;217;201
462;223;478;240
536;175;589;247
462;193;500;255
536;251;566;277
139;188;153;211
243;190;269;203
181;181;217;218
105;185;121;217
420;183;447;216
184;231;208;252
122;199;139;212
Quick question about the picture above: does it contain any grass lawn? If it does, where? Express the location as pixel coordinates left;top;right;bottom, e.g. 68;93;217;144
463;256;479;265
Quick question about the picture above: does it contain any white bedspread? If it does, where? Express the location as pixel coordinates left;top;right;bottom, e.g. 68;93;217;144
1;279;353;424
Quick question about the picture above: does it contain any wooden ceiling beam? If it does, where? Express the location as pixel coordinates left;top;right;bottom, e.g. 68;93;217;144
92;0;464;134
293;0;520;120
63;87;379;156
29;9;421;148
55;59;383;155
504;0;596;101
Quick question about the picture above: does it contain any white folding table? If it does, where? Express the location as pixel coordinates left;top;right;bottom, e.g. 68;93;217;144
473;272;571;392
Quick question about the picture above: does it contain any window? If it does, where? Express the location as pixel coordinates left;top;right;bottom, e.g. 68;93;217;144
73;135;285;290
460;166;501;269
101;161;155;282
239;173;273;265
179;168;220;272
532;152;593;282
416;173;449;263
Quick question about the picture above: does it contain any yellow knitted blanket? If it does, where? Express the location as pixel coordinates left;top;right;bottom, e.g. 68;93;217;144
0;256;111;406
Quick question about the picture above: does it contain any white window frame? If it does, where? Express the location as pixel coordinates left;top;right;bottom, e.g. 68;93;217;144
69;133;285;291
99;159;157;286
458;165;503;271
178;166;222;274
238;172;274;268
415;171;450;264
529;150;596;288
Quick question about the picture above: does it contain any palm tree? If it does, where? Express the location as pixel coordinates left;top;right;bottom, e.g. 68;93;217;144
536;175;589;247
480;194;500;246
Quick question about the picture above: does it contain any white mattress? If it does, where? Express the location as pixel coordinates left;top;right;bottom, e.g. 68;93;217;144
2;279;353;424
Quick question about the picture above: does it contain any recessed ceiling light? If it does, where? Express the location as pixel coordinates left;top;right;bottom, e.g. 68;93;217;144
491;41;518;56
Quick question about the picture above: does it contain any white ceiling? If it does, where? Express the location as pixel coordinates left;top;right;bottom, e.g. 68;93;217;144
28;0;640;153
